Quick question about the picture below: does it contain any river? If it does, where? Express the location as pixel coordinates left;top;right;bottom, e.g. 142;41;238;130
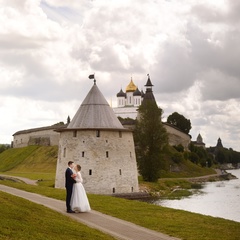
152;169;240;222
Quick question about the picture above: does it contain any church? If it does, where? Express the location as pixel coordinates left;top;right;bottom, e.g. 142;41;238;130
113;77;144;119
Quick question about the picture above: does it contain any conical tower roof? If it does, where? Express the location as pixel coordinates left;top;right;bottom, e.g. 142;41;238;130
142;75;156;105
197;133;203;143
68;83;124;130
145;74;154;87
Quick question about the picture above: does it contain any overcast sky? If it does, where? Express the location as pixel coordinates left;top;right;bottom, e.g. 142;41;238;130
0;0;240;151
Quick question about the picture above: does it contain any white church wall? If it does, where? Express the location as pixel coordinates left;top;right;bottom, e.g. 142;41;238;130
117;96;126;107
126;92;134;106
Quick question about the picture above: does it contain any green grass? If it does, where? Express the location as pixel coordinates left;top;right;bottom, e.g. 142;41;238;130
1;180;240;240
0;146;57;173
160;158;216;178
1;146;240;240
0;191;115;240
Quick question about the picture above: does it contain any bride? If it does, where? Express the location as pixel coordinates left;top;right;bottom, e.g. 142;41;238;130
70;164;91;212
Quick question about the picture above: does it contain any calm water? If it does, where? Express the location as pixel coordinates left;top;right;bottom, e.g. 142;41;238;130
153;169;240;222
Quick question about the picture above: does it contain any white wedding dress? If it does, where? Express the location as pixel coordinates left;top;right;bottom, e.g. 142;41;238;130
70;171;91;212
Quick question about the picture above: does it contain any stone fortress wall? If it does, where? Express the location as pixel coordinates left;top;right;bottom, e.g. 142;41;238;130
55;129;139;194
163;123;191;150
12;125;66;148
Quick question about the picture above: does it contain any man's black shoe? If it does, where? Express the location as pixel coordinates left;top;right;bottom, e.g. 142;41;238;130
67;210;75;213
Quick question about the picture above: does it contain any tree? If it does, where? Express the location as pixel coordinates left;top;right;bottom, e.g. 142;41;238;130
216;149;227;164
0;144;10;154
134;101;168;182
167;112;191;134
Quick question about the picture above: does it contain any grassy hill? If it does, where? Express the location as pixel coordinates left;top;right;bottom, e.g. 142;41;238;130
0;146;58;181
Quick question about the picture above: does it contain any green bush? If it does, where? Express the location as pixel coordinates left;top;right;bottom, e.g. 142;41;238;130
171;152;184;164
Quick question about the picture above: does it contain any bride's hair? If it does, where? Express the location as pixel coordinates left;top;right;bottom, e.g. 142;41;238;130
76;164;81;171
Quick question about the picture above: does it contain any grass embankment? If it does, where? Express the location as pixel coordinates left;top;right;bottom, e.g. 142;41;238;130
0;146;240;240
0;191;115;240
0;145;57;181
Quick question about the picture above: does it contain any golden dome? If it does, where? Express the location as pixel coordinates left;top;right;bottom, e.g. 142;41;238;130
126;78;137;92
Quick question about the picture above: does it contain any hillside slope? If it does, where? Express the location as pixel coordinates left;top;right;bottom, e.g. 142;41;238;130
0;146;58;173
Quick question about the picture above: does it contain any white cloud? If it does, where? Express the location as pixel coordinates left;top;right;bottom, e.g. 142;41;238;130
0;0;239;151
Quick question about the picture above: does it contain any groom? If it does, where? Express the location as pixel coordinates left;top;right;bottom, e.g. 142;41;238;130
65;161;76;213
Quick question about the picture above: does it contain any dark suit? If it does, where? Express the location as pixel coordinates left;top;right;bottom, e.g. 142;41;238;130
65;167;76;211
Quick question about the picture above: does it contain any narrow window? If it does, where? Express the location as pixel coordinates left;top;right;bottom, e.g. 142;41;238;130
89;169;92;175
130;152;132;157
113;188;115;193
131;187;134;192
82;151;85;157
96;130;100;137
106;140;108;143
73;130;77;137
119;169;122;175
63;148;66;157
119;131;122;138
106;151;109;158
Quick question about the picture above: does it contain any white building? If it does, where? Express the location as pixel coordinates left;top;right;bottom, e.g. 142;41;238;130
113;77;144;119
55;79;139;194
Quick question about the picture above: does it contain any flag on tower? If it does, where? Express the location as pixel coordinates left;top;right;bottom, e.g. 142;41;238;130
88;74;95;79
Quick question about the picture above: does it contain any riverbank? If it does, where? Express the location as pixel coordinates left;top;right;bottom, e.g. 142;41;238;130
186;171;237;183
154;169;240;222
136;169;238;199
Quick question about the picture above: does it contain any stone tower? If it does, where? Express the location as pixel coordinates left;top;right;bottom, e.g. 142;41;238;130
55;79;139;194
216;137;223;148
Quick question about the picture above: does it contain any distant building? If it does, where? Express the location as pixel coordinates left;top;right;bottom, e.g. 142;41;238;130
55;79;139;194
192;133;206;149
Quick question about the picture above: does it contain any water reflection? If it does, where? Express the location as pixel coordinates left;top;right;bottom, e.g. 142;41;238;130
153;169;240;222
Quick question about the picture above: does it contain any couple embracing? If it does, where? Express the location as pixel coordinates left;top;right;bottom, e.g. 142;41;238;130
65;161;91;213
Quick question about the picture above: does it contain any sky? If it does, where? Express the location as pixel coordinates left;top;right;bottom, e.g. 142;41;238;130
0;0;240;151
